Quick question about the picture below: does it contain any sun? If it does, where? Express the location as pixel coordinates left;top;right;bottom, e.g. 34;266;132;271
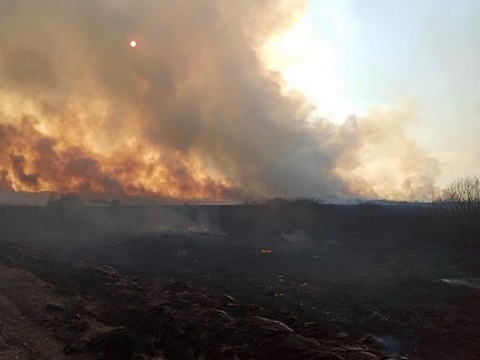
129;40;137;48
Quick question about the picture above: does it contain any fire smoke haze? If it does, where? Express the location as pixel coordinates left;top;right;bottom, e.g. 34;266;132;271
0;0;440;203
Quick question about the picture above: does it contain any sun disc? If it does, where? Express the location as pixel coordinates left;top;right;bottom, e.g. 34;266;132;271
129;40;137;48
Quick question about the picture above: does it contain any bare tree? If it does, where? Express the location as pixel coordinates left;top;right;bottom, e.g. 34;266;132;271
434;175;480;247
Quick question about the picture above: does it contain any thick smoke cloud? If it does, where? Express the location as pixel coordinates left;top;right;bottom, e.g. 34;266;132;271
333;105;440;200
0;0;439;202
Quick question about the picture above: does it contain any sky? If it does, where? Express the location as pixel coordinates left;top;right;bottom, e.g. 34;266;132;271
272;0;480;187
0;0;477;204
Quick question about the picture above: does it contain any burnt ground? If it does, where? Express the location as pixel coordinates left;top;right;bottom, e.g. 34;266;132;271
0;203;480;359
64;231;480;360
0;241;391;360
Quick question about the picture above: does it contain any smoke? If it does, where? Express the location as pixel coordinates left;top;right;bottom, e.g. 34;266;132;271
0;0;439;202
334;104;440;200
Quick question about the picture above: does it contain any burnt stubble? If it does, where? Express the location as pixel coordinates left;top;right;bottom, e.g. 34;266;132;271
0;201;479;359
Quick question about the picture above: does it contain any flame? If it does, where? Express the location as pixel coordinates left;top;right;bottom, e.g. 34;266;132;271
0;91;242;201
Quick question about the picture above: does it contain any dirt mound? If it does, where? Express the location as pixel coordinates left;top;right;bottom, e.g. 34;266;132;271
0;241;391;359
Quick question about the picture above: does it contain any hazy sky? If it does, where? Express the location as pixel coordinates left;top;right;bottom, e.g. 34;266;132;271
0;0;474;203
280;0;480;187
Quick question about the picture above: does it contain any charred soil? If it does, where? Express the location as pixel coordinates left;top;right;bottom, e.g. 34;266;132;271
0;204;479;359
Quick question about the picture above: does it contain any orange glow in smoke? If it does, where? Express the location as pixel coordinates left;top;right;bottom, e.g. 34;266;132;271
0;91;241;202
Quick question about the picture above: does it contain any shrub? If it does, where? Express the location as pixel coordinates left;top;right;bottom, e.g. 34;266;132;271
433;175;480;247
